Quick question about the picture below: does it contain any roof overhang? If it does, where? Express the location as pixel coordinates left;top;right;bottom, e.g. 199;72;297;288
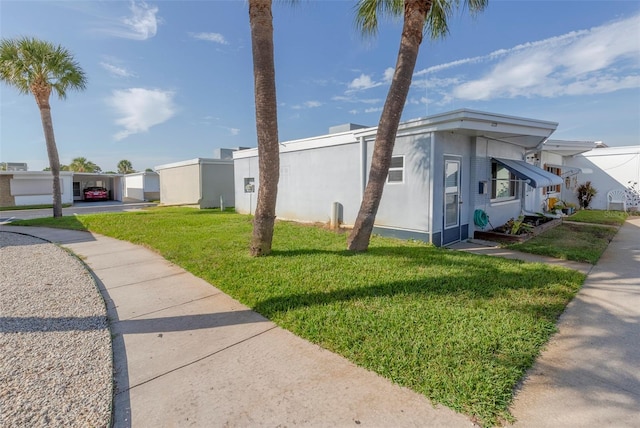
493;158;563;188
542;139;602;156
356;109;558;148
155;158;233;170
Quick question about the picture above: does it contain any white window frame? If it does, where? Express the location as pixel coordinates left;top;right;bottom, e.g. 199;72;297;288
490;161;518;202
387;155;405;184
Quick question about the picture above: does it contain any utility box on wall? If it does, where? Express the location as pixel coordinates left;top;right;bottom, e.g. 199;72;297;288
478;180;488;195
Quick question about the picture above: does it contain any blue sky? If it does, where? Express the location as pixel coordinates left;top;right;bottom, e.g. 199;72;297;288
1;1;639;172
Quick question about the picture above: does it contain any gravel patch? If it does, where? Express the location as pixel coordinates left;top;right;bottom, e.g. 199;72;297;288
0;232;112;428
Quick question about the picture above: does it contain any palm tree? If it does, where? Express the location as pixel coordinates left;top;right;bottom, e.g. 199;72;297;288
117;159;135;174
347;0;487;251
68;157;101;173
248;0;280;256
0;37;87;217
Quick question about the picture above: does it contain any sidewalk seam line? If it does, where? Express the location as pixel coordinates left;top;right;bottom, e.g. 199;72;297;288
116;325;278;395
100;271;191;290
113;293;226;321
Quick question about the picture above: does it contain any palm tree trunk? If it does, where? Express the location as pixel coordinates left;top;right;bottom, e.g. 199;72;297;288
347;0;428;252
249;0;280;256
35;90;63;218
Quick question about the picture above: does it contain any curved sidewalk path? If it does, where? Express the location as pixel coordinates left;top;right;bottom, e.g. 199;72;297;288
4;218;639;427
3;225;470;427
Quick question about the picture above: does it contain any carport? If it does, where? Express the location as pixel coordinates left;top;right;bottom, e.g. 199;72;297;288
72;173;123;202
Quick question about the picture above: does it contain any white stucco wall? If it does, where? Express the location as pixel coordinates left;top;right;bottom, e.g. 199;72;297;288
124;172;160;201
157;163;201;206
7;172;74;205
156;159;233;208
565;146;640;210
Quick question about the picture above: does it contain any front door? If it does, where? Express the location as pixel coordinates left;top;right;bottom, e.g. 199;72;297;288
442;156;462;245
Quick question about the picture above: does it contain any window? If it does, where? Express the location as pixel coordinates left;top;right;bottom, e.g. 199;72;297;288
491;161;517;200
387;156;404;183
544;165;562;193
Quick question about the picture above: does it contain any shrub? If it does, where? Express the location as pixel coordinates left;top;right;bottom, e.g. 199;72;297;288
577;181;597;209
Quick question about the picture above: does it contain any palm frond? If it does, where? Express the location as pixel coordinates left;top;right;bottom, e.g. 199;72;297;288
0;36;87;99
355;0;404;36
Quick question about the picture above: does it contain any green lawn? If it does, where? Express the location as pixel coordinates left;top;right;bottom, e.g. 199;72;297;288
506;222;617;264
566;209;628;226
12;208;585;426
0;203;73;211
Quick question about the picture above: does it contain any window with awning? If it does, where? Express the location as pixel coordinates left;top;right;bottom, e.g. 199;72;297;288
492;158;563;189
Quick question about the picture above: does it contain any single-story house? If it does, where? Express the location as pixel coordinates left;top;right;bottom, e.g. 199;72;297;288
0;171;124;207
527;139;604;212
0;170;74;207
564;145;640;211
234;109;565;246
155;158;234;208
123;171;160;202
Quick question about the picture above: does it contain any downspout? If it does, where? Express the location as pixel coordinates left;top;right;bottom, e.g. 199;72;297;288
359;136;367;201
429;133;436;245
198;159;204;208
522;137;549;215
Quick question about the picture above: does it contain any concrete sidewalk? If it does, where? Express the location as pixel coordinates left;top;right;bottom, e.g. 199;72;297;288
3;225;471;427
4;218;639;427
508;217;640;426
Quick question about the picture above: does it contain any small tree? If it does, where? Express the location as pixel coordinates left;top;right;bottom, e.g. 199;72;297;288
577;181;597;209
118;159;135;174
68;157;101;173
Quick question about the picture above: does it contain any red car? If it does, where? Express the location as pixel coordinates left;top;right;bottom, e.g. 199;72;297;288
84;186;108;201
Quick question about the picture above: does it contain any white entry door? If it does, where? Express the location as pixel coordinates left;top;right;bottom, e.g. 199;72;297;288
443;156;462;245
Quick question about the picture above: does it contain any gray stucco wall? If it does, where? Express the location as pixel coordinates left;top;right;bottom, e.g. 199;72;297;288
374;133;432;234
201;162;235;208
470;137;525;234
277;143;362;223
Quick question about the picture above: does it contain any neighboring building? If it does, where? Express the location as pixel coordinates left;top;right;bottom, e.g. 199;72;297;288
0;162;28;171
213;147;251;160
71;172;123;202
0;171;124;207
528;139;604;212
155;158;234;208
0;171;74;207
234;109;563;246
564;145;640;211
123;171;160;202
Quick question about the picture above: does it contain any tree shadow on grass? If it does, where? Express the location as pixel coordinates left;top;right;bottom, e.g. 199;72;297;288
255;245;582;322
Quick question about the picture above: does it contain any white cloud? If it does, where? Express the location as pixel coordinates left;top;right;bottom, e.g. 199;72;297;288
364;107;383;114
383;67;395;82
100;62;135;78
123;1;159;40
108;88;176;140
190;32;228;44
348;73;380;91
451;14;640;101
292;100;322;110
331;95;381;104
98;1;160;40
227;127;240;136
